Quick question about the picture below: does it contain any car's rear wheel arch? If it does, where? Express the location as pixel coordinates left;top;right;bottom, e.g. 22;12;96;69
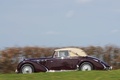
20;63;35;73
79;61;94;71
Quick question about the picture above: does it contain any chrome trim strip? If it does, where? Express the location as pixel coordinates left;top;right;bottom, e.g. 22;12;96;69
101;62;107;69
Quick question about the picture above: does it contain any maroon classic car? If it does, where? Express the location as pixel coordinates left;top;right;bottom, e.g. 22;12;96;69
15;48;112;74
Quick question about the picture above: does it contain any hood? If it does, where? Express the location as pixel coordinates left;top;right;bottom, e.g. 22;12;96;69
87;56;110;66
87;56;100;60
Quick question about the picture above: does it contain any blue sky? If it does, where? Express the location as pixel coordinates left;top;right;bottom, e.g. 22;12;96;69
0;0;120;48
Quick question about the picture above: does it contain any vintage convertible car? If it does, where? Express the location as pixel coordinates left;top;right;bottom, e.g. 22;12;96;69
15;48;112;74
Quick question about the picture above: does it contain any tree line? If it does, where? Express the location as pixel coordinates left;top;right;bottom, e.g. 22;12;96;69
0;45;120;73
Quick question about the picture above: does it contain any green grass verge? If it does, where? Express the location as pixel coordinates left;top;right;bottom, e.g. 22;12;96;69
0;70;120;80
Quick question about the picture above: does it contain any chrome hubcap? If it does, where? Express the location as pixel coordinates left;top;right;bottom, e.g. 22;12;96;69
22;66;33;74
81;64;92;71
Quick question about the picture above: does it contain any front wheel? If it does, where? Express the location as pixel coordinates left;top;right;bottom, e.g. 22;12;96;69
79;62;93;71
20;64;34;74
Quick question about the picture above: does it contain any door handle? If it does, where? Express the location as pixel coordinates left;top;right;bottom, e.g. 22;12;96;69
51;61;53;62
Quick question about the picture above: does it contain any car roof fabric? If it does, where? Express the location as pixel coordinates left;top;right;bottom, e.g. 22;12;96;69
55;48;87;57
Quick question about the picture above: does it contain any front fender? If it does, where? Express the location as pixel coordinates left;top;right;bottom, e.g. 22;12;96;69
79;59;104;70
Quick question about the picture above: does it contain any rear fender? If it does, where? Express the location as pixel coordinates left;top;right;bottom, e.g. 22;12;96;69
18;61;48;72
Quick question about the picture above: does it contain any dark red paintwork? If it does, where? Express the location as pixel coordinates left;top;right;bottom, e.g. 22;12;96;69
16;49;112;73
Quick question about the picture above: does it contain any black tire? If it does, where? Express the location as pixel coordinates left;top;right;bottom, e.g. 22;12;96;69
79;62;93;71
20;64;34;74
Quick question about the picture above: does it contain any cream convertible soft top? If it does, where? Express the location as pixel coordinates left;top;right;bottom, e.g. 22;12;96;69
55;48;87;57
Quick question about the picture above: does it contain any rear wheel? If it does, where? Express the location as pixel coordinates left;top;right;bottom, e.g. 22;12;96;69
20;64;34;74
80;62;93;71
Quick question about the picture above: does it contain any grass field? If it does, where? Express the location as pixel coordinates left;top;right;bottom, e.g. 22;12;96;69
0;70;120;80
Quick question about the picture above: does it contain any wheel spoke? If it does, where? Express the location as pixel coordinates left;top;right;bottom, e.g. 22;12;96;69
21;65;33;74
80;62;93;71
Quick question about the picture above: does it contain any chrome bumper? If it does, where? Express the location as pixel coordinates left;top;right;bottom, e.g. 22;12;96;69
101;62;112;70
108;66;112;70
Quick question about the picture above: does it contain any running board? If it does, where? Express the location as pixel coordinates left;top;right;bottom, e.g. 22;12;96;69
47;70;77;72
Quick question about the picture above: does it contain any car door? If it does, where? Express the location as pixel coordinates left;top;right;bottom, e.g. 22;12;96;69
60;57;79;70
45;50;79;70
45;58;63;70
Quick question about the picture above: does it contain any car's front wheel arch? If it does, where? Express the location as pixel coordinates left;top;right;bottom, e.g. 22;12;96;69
79;62;94;71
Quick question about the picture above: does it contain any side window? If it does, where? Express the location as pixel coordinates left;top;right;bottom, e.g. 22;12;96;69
53;51;69;58
59;51;69;57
